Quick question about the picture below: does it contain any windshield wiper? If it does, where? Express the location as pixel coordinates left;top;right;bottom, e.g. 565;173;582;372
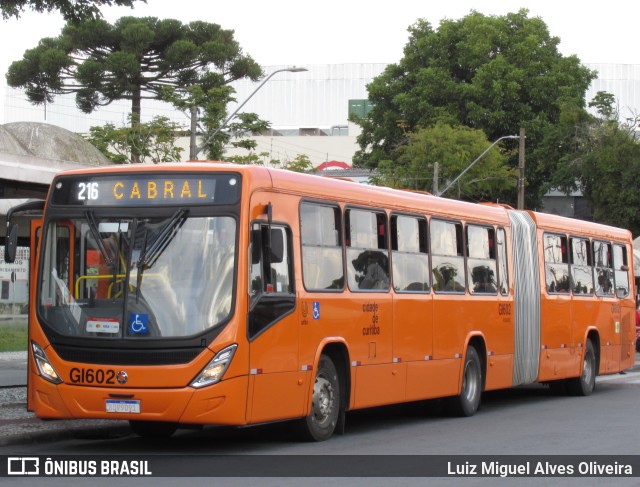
135;208;189;288
85;211;114;266
135;226;148;303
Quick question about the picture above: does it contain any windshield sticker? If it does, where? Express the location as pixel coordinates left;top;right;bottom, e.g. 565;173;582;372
87;318;120;334
129;313;149;335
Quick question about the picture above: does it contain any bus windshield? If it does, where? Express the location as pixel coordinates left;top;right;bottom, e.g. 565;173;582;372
37;213;236;339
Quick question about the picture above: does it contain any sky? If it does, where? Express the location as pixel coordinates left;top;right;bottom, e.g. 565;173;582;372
1;0;639;123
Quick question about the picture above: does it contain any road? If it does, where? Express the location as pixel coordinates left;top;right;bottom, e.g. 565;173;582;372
2;360;640;486
0;352;27;387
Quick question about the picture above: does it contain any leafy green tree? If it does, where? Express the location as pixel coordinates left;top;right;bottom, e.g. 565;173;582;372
6;16;262;161
278;154;316;173
540;92;640;234
86;116;184;164
1;0;142;21
353;9;595;207
374;123;516;200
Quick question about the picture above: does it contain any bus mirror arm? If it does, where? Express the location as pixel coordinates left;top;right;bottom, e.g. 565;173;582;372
4;223;18;263
265;203;273;251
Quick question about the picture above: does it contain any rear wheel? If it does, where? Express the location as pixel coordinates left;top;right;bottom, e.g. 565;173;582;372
567;339;596;396
298;354;341;441
129;420;178;439
448;346;482;417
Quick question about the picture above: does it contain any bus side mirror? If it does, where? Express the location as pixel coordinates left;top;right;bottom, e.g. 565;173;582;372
269;229;284;264
4;223;18;263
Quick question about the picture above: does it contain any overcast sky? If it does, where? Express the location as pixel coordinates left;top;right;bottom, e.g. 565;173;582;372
2;1;639;68
1;0;639;123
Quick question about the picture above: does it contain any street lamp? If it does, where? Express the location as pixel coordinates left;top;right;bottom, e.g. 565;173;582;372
194;66;308;158
437;135;520;197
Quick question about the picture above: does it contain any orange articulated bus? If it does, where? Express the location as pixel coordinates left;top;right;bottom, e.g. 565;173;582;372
4;163;636;440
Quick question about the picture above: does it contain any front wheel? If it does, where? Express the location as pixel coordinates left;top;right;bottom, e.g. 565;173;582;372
297;354;341;441
567;339;596;396
448;346;482;417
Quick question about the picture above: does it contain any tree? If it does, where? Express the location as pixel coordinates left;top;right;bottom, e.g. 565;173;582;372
6;16;262;161
353;9;595;207
540;92;640;234
86;116;184;164
1;0;142;21
278;153;316;173
374;123;516;200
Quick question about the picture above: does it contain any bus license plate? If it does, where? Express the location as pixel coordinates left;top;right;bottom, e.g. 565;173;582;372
106;399;140;414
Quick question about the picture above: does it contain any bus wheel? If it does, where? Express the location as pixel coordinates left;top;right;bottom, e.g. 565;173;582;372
298;354;341;441
449;346;482;417
129;420;178;439
567;339;596;396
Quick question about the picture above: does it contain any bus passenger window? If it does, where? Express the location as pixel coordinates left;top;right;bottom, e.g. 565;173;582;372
613;243;630;298
300;203;344;291
430;220;465;293
391;215;429;292
544;233;570;294
570;237;594;295
466;225;497;295
346;209;390;291
496;228;509;295
593;240;614;297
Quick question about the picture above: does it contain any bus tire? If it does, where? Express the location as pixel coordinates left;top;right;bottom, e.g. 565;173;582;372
129;420;178;439
567;339;596;396
298;354;341;441
449;346;482;417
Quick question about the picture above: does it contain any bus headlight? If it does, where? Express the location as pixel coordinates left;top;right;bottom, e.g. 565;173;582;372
190;344;237;389
32;341;63;384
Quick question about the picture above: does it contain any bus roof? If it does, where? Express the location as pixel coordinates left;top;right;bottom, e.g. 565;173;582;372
49;163;632;242
526;210;632;242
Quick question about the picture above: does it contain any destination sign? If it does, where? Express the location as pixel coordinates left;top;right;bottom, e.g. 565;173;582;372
50;173;240;207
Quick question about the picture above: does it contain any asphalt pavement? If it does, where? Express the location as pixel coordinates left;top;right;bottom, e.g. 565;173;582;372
1;350;639;447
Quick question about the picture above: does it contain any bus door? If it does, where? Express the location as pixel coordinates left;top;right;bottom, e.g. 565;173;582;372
593;240;619;373
540;233;574;381
247;198;304;423
430;219;467;397
612;243;632;370
389;214;433;401
27;218;42;412
344;208;395;408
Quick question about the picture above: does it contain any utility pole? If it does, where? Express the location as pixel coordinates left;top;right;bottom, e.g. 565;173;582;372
433;162;439;194
189;106;198;160
517;128;526;210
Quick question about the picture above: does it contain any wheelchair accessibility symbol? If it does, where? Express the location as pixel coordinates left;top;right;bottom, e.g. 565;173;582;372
129;313;149;335
312;301;320;320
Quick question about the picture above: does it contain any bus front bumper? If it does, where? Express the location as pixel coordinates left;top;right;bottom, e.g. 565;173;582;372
30;374;249;426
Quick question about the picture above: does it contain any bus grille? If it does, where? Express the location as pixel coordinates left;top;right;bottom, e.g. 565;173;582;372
52;345;202;365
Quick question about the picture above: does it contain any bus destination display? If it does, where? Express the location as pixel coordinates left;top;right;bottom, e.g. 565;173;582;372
50;174;240;206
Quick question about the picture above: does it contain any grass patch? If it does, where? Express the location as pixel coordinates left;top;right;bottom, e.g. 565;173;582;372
0;322;28;352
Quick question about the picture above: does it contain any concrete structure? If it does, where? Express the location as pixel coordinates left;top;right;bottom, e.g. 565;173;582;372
0;122;110;200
